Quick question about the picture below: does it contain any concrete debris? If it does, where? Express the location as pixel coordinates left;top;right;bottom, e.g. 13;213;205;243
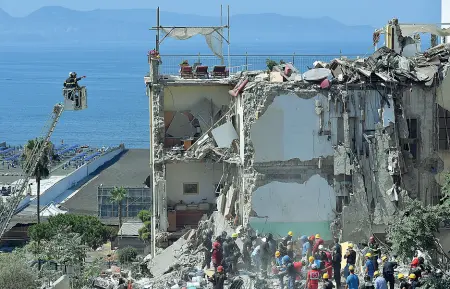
211;122;239;148
302;68;331;82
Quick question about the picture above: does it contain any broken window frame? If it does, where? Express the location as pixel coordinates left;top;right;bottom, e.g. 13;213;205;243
438;105;450;151
183;183;199;195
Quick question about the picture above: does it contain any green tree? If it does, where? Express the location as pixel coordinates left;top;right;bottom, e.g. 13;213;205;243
386;173;450;265
110;187;128;229
118;246;137;264
22;138;53;224
28;214;115;249
137;210;151;242
0;251;39;289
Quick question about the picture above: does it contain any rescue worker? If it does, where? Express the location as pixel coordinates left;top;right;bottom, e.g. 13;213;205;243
242;235;256;270
260;236;272;277
344;244;356;279
208;265;227;289
279;241;288;257
345;265;359;289
287;240;295;259
312;234;324;255
64;72;86;107
319;245;332;279
274;251;286;289
301;235;312;260
212;241;223;272
408;273;420;289
410;257;425;279
195;231;213;269
283;231;294;246
398;273;409;289
365;253;375;280
382;256;397;289
368;236;381;270
374;271;388;289
322;273;334;289
293;260;303;281
332;239;342;288
251;244;261;271
306;263;320;289
283;255;298;289
229;233;241;274
360;275;375;289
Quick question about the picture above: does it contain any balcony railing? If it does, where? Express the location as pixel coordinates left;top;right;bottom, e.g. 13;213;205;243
153;53;362;76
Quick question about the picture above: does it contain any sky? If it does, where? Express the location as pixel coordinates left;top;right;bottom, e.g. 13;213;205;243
0;0;443;27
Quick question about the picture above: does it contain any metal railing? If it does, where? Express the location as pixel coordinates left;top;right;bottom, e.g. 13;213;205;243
154;53;361;76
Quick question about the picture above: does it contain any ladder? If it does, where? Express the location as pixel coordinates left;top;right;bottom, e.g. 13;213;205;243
0;104;65;239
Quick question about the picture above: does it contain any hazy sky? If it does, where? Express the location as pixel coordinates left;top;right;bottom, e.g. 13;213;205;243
0;0;443;26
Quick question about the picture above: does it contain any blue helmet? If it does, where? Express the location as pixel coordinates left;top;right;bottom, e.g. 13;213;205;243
300;235;308;242
282;255;291;265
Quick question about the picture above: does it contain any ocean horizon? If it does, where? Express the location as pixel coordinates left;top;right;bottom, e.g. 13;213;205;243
0;43;369;149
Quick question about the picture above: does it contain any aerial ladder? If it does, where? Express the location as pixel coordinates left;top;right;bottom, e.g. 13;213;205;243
0;87;88;239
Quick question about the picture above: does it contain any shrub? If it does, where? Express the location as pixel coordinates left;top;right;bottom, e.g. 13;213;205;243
118;246;138;264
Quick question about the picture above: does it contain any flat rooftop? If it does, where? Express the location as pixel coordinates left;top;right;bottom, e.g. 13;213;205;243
62;149;150;216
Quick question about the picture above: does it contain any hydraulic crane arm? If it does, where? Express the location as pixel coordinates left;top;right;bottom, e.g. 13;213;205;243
0;103;65;239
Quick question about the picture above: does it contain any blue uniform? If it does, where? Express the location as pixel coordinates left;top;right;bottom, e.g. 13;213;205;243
346;274;359;289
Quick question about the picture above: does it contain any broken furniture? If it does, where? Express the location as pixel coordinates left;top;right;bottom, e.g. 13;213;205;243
194;65;209;78
180;66;194;78
182;137;194;150
211;66;229;78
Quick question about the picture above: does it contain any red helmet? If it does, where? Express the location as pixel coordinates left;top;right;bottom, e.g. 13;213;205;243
213;242;221;249
217;266;224;272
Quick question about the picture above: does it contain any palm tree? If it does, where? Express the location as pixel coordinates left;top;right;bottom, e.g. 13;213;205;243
110;187;128;230
23;139;53;224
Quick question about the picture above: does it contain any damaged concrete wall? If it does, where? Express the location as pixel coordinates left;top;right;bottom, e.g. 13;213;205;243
251;94;333;162
237;82;337;240
165;162;223;204
163;85;231;111
249;175;336;239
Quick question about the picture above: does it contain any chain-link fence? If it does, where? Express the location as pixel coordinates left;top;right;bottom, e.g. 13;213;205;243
155;53;361;75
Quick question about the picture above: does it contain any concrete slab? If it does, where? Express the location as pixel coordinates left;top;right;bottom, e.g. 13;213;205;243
211;122;239;148
270;72;284;83
148;231;190;277
166;112;196;138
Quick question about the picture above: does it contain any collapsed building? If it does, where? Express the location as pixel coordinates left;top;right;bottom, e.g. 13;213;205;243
144;18;450;259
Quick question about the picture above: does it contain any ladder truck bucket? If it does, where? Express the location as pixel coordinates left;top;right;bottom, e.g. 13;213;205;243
63;86;88;111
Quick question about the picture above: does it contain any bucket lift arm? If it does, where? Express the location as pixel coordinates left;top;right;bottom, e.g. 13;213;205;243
0;103;64;239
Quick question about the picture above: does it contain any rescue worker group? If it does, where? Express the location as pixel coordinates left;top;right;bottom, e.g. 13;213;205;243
203;231;426;289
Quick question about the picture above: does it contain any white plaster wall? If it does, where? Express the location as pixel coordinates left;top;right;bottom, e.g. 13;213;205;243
164;85;231;111
165;162;223;204
29;148;124;209
443;0;450;43
250;175;336;223
251;94;333;162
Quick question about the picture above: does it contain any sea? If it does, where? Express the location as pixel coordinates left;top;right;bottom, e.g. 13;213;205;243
0;42;369;149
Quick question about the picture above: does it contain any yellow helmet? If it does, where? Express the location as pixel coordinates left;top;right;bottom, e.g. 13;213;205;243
349;265;354;271
348;243;353;248
315;234;321;239
309;256;315;263
365;253;372;258
381;256;388;261
288;231;293;236
409;273;416;279
231;233;238;238
323;273;329;279
275;251;281;257
398;273;405;279
374;271;380;277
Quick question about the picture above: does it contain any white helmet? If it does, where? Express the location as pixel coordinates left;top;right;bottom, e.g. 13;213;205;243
318;245;324;250
311;264;318;269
